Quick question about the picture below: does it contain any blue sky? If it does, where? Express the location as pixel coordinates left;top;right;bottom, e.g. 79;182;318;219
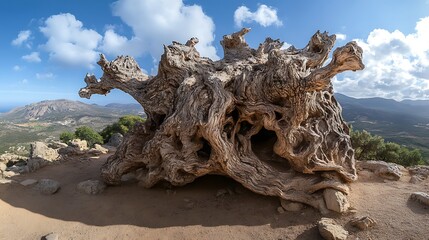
1;0;429;111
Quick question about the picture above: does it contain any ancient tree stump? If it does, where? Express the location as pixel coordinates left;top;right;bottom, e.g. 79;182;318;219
80;28;364;212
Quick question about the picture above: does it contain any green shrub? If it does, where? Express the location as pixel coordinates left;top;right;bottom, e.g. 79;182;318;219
59;131;75;144
100;115;145;143
74;126;103;147
350;128;423;166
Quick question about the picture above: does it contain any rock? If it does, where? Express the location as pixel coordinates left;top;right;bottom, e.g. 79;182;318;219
93;144;109;154
48;141;68;149
356;160;402;181
350;216;377;230
69;139;88;151
6;164;28;173
0;153;27;163
409;192;429;206
42;232;59;240
0;179;13;184
30;142;59;161
34;179;60;194
3;170;18;178
277;206;285;214
107;133;123;147
27;158;48;172
410;175;424;184
324;188;350;213
77;180;106;195
20;179;38;186
0;162;6;172
280;199;304;212
58;146;84;156
318;218;348;240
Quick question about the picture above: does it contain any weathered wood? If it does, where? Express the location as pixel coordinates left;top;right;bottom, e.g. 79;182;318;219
80;28;364;211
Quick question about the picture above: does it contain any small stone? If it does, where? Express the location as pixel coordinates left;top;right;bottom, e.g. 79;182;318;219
42;232;59;240
34;179;60;195
166;189;176;195
280;199;304;212
20;179;38;186
350;216;377;230
324;188;350;213
409;192;429;206
77;180;106;195
277;206;285;214
318;218;348;240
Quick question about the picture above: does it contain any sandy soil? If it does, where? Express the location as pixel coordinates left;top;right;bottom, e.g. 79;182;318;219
0;155;428;240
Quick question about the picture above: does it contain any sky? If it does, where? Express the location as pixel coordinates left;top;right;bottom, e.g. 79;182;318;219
1;0;429;111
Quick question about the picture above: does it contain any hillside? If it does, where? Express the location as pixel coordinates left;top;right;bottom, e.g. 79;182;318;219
0;100;144;154
336;93;429;159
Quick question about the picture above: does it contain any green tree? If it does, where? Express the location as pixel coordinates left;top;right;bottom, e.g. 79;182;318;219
100;115;145;142
59;131;75;144
350;128;424;166
74;126;103;147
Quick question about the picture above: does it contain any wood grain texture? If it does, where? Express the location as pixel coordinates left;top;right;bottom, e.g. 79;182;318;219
79;28;364;212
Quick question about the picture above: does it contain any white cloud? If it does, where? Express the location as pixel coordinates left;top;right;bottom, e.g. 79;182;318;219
21;79;28;84
334;16;429;100
36;72;55;79
40;13;102;69
11;30;31;47
234;4;282;28
99;0;218;60
13;65;21;71
335;33;347;41
22;52;41;63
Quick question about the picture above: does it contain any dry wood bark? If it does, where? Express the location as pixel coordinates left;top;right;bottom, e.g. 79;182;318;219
80;28;364;212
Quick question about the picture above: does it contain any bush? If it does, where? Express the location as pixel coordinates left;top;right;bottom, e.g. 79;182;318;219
59;131;75;144
350;128;423;166
100;115;145;143
74;126;103;147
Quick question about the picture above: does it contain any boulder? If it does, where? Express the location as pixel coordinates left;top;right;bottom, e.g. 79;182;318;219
356;160;402;181
27;158;48;172
30;142;59;161
34;179;60;194
408;165;429;184
318;218;348;240
0;153;27;163
93;144;108;154
77;180;106;195
69;139;88;151
409;192;429;206
324;188;350;213
280;199;304;212
0;162;6;172
350;216;377;230
107;133;123;147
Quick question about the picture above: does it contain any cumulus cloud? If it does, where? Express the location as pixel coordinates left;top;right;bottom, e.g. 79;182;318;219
234;4;282;27
40;13;102;69
11;30;31;47
13;65;21;71
22;52;41;63
334;16;429;100
335;33;347;41
99;0;218;60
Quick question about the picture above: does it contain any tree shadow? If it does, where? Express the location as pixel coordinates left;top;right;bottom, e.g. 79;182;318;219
0;157;323;235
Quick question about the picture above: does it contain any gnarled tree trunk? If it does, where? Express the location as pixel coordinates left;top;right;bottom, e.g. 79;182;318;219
80;28;364;212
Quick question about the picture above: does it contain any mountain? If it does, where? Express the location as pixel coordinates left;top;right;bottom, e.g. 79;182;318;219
0;99;145;154
335;93;429;158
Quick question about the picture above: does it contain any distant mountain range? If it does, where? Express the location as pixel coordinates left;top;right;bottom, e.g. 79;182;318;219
0;99;145;154
335;93;429;158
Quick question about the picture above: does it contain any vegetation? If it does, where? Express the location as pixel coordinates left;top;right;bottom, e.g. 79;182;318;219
100;115;145;143
59;131;75;143
74;126;104;147
350;128;425;166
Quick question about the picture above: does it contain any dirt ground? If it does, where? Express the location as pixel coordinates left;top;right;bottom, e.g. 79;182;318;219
0;154;428;240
